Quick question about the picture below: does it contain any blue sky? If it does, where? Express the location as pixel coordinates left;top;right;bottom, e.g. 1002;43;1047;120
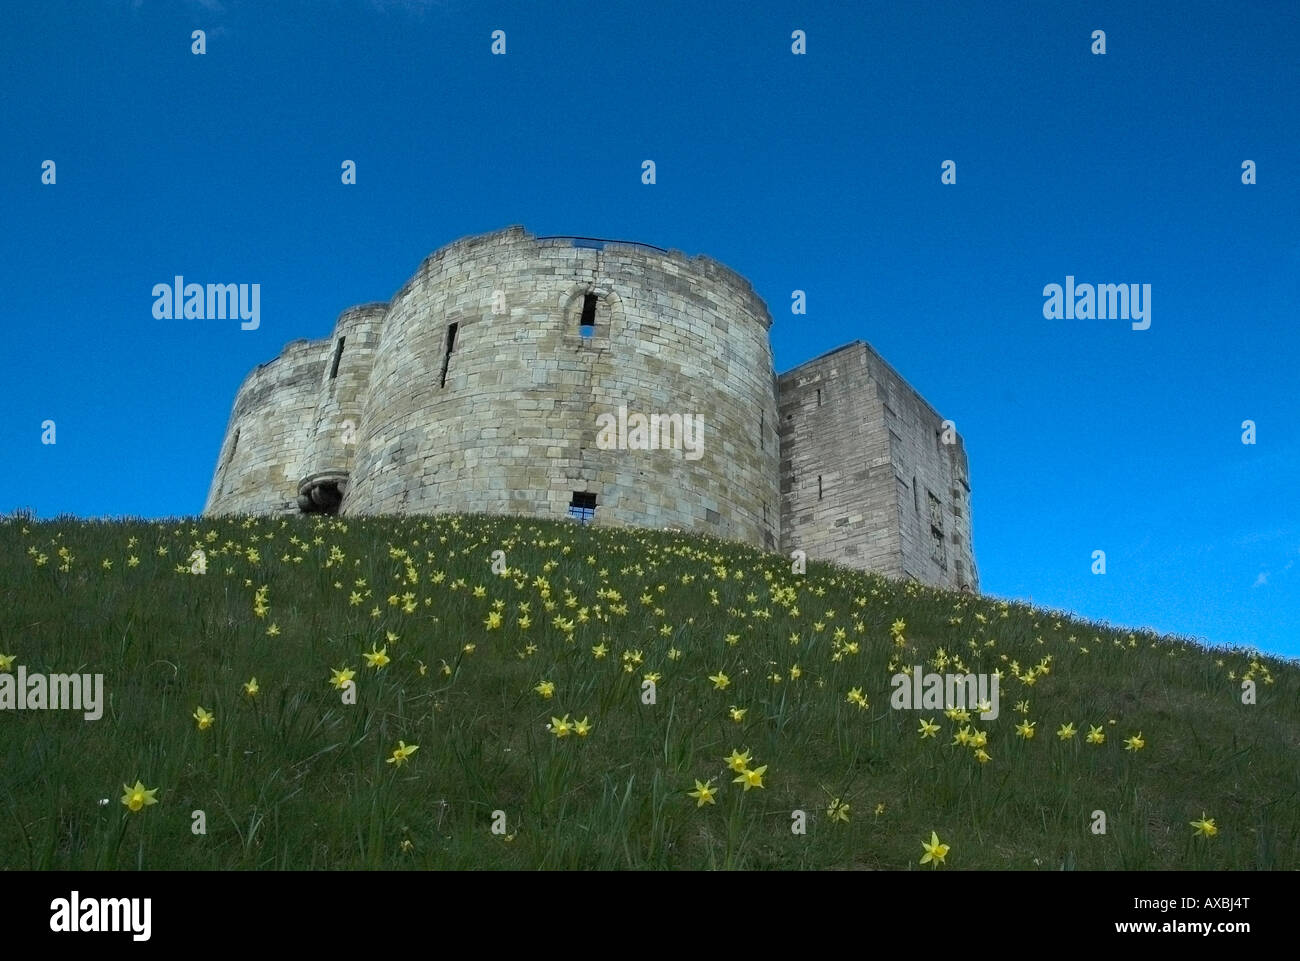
3;1;1297;658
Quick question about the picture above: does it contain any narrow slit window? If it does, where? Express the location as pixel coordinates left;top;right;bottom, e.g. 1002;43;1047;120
579;293;598;338
816;388;821;407
759;411;765;450
440;322;459;388
329;337;345;379
568;491;597;523
913;476;919;513
227;429;240;465
818;475;823;500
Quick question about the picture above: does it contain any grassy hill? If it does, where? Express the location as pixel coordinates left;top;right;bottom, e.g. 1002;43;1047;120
1;512;1296;870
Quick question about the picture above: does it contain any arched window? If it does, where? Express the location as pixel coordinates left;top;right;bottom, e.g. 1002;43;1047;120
579;294;598;338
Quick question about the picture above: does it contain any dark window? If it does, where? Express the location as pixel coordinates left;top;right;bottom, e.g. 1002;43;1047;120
818;475;823;500
929;492;947;568
568;491;597;523
931;526;948;568
763;501;769;525
816;388;822;407
579;293;598;338
928;492;944;531
440;323;459;388
913;476;919;513
330;337;345;379
759;411;765;450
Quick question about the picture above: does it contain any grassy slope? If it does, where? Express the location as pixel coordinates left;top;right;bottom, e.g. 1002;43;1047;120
0;513;1296;870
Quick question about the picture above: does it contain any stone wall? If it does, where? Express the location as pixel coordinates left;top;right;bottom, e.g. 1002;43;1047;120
341;227;780;548
203;226;977;592
298;303;388;509
203;338;329;515
778;342;978;591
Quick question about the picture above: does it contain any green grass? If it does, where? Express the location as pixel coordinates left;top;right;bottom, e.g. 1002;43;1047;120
1;511;1296;870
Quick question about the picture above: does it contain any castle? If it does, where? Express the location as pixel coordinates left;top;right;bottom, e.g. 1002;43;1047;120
204;226;978;592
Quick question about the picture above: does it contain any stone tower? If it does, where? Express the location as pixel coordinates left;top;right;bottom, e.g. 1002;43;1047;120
204;226;977;592
778;343;977;593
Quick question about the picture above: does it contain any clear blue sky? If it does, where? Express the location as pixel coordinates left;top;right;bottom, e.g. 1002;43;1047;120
3;1;1298;658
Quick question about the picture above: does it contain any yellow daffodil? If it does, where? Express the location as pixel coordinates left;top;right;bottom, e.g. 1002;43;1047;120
363;646;390;669
918;718;940;738
591;643;608;659
1057;722;1077;740
330;666;355;689
729;706;748;723
193;706;214;730
733;765;767;790
121;780;159;813
550;715;573;738
1086;725;1105;744
573;716;592;737
1189;814;1217;838
1016;720;1036;739
243;677;259;696
688;779;717;807
827;798;850;823
708;671;730;690
387;740;419;766
724;748;752;773
534;680;555;699
1124;732;1146;751
0;654;15;672
973;748;991;764
920;831;949;867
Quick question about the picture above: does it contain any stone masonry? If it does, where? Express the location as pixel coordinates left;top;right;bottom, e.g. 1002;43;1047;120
204;226;977;591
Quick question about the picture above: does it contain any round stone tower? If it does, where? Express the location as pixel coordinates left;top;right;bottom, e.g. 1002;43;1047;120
203;338;327;516
296;302;388;512
342;226;780;548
